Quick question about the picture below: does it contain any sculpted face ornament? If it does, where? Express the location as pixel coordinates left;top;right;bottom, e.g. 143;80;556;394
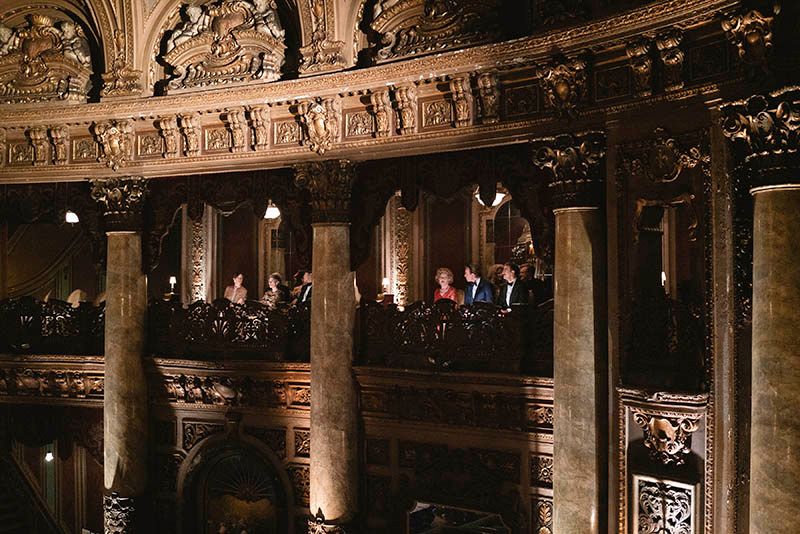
538;56;589;118
93;120;133;170
633;411;701;465
299;97;341;155
722;7;777;74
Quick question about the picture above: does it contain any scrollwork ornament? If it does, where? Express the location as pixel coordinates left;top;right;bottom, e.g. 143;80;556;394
90;176;149;232
632;411;701;465
532;130;606;209
179;113;201;156
370;90;392;137
537;55;589;118
395;84;418;134
656;29;684;91
249;105;270;150
720;87;800;189
722;7;777;75
476;71;500;124
449;75;473;127
298;97;341;155
103;492;136;534
226;108;247;153
92;119;133;170
294;159;355;223
27;127;48;166
49;126;68;165
626;37;653;98
157;116;179;158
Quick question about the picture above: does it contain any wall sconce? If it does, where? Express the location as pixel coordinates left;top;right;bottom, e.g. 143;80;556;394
44;450;54;463
169;276;177;293
474;187;506;207
65;210;79;224
263;201;281;220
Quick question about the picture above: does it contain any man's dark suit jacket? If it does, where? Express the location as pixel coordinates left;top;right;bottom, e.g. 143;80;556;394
495;280;529;308
298;283;312;303
464;278;494;305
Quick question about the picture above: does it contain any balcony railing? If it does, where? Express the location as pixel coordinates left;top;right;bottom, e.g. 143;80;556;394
357;299;553;375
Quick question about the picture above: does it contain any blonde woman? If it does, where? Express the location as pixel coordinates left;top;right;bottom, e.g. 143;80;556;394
433;267;457;303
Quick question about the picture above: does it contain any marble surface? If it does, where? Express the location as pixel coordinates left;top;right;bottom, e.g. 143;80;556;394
750;188;800;534
104;232;148;496
552;208;606;534
309;224;358;522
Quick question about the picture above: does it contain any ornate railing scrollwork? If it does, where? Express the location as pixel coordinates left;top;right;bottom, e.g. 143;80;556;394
358;299;553;374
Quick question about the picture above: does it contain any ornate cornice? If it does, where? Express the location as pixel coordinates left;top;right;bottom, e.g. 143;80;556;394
532;131;606;209
90;176;149;232
720;86;800;190
294;159;355;223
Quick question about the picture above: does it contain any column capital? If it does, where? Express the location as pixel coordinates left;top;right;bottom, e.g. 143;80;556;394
103;493;136;533
721;86;800;191
294;159;355;224
90;176;149;232
532;131;606;210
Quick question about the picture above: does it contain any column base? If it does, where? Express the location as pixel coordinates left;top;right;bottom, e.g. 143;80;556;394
103;493;136;533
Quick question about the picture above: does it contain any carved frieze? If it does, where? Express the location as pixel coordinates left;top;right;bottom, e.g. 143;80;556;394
90;176;149;231
722;8;776;74
298;97;341;154
275;120;302;144
422;100;451;128
294;429;310;457
92;119;133;170
532;497;553;534
162;0;286;92
226;108;247;152
248;105;270;150
370;90;392;137
370;0;502;63
104;493;136;534
621;127;710;186
395;84;418;134
138;132;163;158
205;127;230;151
72;138;97;161
345;111;374;138
656;30;684;91
476;72;500;124
538;55;589;118
0;368;104;399
246;426;286;458
530;454;553;487
8;142;33;164
626;37;653;97
0;15;92;103
182;421;224;450
27;127;48;166
721;87;800;189
157;117;179;158
632;410;701;465
532;130;606;209
49;126;68;165
450;75;473;128
178;113;201;156
633;475;696;534
294;159;355;223
288;464;310;505
503;85;538;117
527;404;554;427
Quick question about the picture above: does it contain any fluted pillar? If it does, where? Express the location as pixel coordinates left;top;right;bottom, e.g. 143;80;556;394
294;160;358;532
534;132;607;534
91;177;149;534
722;88;800;534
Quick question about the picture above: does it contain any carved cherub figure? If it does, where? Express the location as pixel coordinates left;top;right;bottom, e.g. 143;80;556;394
166;4;208;53
0;23;17;55
251;0;285;39
59;21;91;66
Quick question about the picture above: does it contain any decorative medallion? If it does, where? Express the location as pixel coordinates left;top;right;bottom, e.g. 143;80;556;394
92;119;133;170
538;55;589;118
298;97;341;155
722;7;776;75
161;0;286;92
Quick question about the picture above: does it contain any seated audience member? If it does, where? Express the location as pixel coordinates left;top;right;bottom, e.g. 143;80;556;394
224;273;248;304
519;262;535;304
488;263;505;300
296;270;313;303
433;267;457;302
496;262;528;310
261;272;289;308
463;263;493;305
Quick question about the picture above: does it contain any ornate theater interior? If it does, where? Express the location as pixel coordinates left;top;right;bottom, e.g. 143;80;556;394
0;0;797;533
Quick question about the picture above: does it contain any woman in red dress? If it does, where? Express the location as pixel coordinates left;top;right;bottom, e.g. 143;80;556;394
433;267;457;302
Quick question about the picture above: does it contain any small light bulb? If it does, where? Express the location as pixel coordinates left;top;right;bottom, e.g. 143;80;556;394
661;271;667;287
169;276;177;286
44;451;54;462
263;202;281;220
65;210;79;224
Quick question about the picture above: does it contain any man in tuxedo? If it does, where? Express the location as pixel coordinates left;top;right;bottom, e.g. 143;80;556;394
297;270;313;303
463;264;493;305
496;262;528;310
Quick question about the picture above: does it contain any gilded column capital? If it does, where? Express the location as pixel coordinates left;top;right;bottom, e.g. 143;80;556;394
293;159;355;224
532;131;606;210
90;176;149;232
721;87;800;191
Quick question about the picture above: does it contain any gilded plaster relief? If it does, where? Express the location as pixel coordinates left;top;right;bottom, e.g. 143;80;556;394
0;14;92;103
161;0;286;92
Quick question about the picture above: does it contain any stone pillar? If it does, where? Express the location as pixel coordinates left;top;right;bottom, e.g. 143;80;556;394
91;177;149;534
722;88;800;534
533;132;607;534
294;160;358;532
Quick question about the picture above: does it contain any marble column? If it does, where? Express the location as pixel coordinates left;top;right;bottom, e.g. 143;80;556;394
722;88;800;534
534;132;607;534
294;160;358;531
91;177;149;534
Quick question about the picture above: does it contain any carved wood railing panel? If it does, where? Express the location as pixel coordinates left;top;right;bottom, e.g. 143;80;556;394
0;297;104;355
358;299;553;374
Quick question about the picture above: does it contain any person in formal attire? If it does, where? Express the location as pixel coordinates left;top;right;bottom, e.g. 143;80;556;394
224;273;247;304
519;262;535;305
296;270;313;303
488;263;505;301
261;272;289;308
463;263;493;305
433;267;457;302
496;262;528;310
